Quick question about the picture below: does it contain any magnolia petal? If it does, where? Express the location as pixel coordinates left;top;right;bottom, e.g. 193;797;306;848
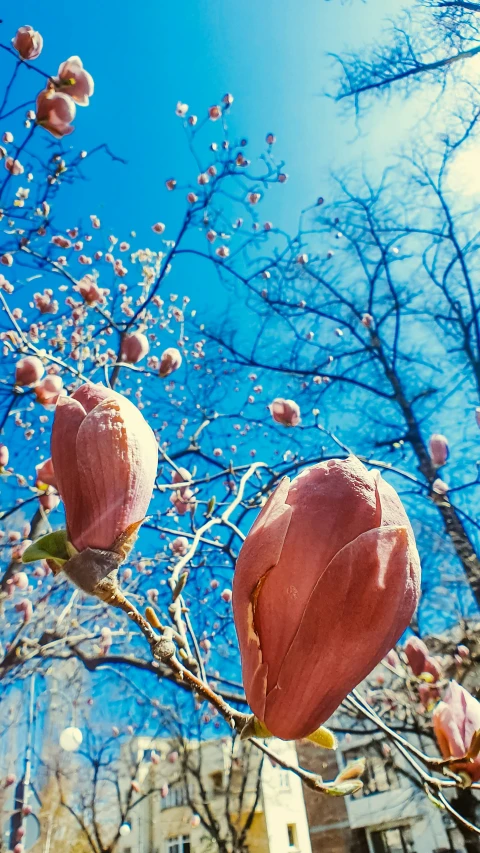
263;526;418;740
51;396;86;540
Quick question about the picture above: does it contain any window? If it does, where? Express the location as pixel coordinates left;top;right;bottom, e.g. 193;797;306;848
370;826;414;853
287;824;298;849
211;770;223;794
167;837;191;853
162;785;188;809
279;769;291;790
344;743;399;798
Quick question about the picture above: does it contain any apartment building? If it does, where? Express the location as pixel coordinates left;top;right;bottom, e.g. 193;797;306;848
116;736;312;853
298;735;470;853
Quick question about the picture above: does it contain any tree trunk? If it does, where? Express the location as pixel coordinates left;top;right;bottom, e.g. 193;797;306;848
374;337;480;608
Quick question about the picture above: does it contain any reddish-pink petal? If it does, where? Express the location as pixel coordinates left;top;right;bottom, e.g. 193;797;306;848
232;478;292;721
260;526;418;739
51;396;86;541
73;395;158;550
254;457;383;695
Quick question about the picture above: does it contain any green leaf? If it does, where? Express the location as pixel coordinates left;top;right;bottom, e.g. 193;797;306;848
22;530;74;565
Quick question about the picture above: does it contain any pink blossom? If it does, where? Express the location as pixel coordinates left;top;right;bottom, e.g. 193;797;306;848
34;375;64;407
0;444;9;467
269;398;300;427
36;90;75;138
77;274;104;304
5;158;24;176
232;456;420;739
433;682;480;782
15;356;44;386
51;383;158;551
159;348;182;378
39;491;60;511
12;26;43;60
429;434;449;467
170;487;195;515
170;536;189;556
152;222;165;234
120;332;150;364
15;599;33;623
55;56;94;107
221;588;232;603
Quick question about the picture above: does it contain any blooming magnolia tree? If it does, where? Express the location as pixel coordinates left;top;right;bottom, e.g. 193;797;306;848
0;20;479;853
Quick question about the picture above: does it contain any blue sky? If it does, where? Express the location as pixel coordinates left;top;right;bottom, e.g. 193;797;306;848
1;0;419;241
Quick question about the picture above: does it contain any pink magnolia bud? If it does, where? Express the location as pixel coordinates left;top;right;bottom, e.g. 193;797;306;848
54;56;94;107
404;636;429;676
429;434;449;467
131;780;140;793
191;814;201;827
0;444;9;467
51;383;158;551
171;536;189;556
34;375;64;406
433;682;480;781
384;649;401;669
167;751;178;763
151;750;160;764
39;491;60;511
269;398;300;427
457;644;469;659
36;457;57;489
15;599;33;623
5;158;24;176
152;222;165;234
208;105;221;120
14;844;24;853
432;478;449;495
15;356;44;386
13;572;29;590
12;26;43;60
5;774;15;787
232;456;420;740
120;332;149;364
36;89;75;138
159;348;182;378
172;467;191;485
161;784;169;797
170;487;195;515
419;682;439;708
221;588;232;603
77;274;103;304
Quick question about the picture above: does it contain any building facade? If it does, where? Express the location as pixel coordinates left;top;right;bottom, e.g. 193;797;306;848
298;736;470;853
117;736;312;853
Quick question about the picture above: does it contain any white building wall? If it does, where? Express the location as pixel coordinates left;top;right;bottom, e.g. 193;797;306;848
261;739;312;853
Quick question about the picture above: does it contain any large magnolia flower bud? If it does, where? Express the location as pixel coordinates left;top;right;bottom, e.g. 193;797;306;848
233;456;420;740
51;383;158;553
